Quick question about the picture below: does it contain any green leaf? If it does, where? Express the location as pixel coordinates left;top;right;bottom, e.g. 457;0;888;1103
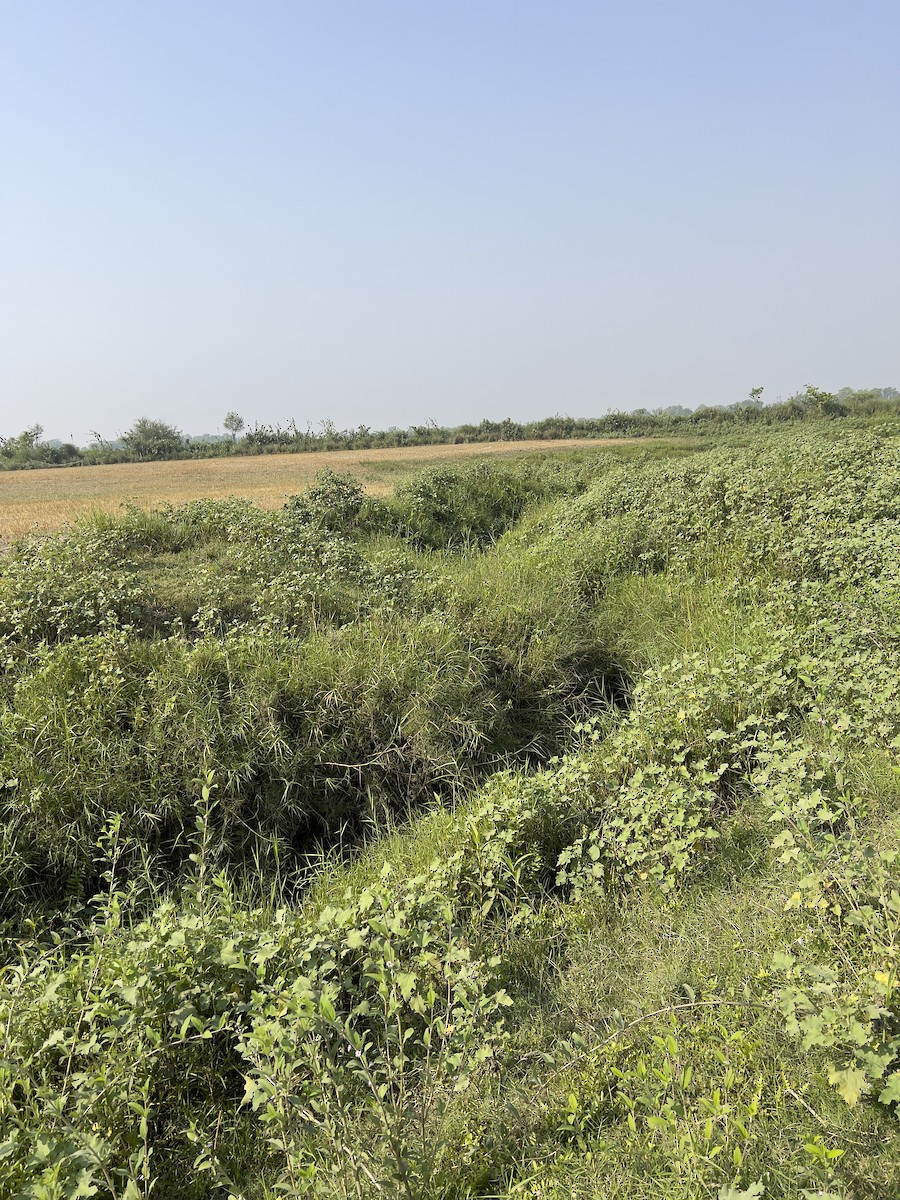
828;1065;868;1106
718;1183;764;1200
219;940;243;967
396;971;417;1001
39;1027;68;1052
878;1071;900;1106
169;1003;198;1036
71;1169;99;1198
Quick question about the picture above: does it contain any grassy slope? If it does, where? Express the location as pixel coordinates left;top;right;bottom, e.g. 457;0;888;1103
2;427;900;1198
305;569;900;1200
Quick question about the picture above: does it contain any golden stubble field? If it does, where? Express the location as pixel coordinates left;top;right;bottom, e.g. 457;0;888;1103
0;439;632;539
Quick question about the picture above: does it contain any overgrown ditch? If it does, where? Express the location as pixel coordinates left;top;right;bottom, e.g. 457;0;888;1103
6;428;900;1198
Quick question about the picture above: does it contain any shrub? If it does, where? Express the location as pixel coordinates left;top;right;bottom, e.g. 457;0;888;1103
391;461;542;548
283;470;366;532
0;532;147;644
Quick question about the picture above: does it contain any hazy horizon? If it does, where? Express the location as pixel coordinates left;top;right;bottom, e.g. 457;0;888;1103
3;1;899;446
18;385;900;452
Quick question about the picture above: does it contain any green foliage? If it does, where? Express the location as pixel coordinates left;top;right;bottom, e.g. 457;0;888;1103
390;460;546;548
0;786;511;1198
93;497;273;554
283;470;367;533
0;424;80;469
0;532;147;643
223;411;245;441
120;417;185;460
8;385;900;472
0;467;627;908
4;423;900;1196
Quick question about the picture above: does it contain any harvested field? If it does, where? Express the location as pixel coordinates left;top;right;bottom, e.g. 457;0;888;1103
0;438;636;537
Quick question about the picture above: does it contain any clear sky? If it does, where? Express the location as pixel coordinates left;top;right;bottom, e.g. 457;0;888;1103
2;1;898;444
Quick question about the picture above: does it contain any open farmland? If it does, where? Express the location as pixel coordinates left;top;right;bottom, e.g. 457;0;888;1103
0;437;638;538
2;423;900;1198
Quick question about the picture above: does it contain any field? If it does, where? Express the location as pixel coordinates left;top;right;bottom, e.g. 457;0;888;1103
2;424;900;1199
0;438;633;538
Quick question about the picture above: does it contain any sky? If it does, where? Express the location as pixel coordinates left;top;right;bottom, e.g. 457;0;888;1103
1;1;898;445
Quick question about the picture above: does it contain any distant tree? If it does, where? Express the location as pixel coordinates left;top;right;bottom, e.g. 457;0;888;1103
3;424;45;451
121;417;185;460
223;411;245;442
0;425;51;464
802;385;843;417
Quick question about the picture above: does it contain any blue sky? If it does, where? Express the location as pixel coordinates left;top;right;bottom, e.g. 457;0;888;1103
2;1;898;443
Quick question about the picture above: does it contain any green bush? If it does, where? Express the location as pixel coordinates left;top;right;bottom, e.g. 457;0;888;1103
0;593;615;907
0;532;148;643
283;469;367;532
390;461;544;548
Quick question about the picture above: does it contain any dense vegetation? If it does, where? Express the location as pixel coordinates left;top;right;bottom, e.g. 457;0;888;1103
2;423;900;1198
2;385;898;469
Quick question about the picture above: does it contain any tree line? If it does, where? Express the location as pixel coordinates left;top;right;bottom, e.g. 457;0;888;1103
2;386;898;470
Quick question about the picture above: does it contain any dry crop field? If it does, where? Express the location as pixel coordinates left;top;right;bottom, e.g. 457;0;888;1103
0;438;629;538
